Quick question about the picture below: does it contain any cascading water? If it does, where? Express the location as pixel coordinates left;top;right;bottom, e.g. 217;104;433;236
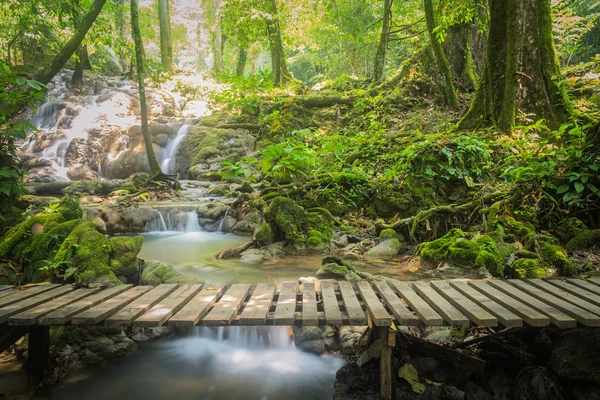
144;209;202;233
160;124;191;175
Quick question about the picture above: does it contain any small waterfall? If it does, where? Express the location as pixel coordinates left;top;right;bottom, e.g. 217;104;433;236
193;326;294;349
218;208;230;232
184;211;202;232
145;211;168;232
160;124;191;175
145;209;202;233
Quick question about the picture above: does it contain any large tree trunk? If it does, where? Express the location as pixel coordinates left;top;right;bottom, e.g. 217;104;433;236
459;0;570;132
236;45;248;76
131;0;163;176
213;0;223;76
265;0;291;86
424;0;459;108
157;0;175;73
81;45;92;70
373;0;393;82
71;47;84;86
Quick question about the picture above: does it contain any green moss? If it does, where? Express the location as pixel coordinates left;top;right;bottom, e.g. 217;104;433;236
556;218;587;243
316;256;362;282
450;327;467;339
0;261;18;285
254;222;274;247
0;213;65;261
565;229;600;251
131;174;150;188
539;241;575;276
419;228;465;261
141;260;199;285
511;259;547;279
504;218;536;240
265;197;308;246
249;198;267;211
109;236;144;276
195;146;219;163
208;184;230;197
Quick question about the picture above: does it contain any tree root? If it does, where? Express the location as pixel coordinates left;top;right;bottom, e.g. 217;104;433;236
215;239;256;259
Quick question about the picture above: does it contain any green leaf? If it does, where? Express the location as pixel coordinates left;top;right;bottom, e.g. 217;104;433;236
556;184;570;194
574;182;585;194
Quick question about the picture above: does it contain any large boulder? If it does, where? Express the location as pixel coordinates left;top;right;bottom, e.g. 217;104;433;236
140;260;199;285
365;239;402;258
109;236;144;276
550;328;600;383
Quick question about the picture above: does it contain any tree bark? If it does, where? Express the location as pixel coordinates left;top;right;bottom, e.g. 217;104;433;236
117;0;128;73
424;0;459;108
213;0;223;76
81;45;92;70
71;48;84;86
131;0;163;176
236;45;248;76
157;0;175;73
265;0;291;86
458;0;570;132
373;0;393;82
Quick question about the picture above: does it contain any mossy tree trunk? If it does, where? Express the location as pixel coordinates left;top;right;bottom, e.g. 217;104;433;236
158;0;175;73
373;0;393;82
236;45;248;76
71;47;84;86
424;0;459;108
265;0;292;86
116;0;128;73
458;0;570;132
131;0;163;177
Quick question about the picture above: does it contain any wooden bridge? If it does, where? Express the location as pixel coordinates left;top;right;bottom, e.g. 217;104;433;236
2;277;600;399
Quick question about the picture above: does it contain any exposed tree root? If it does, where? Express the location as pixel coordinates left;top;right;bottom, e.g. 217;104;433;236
215;239;256;259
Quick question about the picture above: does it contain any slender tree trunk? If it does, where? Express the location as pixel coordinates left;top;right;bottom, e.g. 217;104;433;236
213;0;223;76
82;45;92;70
157;0;175;72
117;0;127;73
251;44;255;75
131;0;163;176
459;0;570;132
71;48;84;86
424;0;459;108
265;0;291;86
373;0;393;82
236;45;248;76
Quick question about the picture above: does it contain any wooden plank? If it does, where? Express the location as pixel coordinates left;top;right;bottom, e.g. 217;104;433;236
338;281;367;325
301;283;318;326
356;282;391;326
102;284;178;327
9;288;100;326
73;286;158;326
319;281;343;326
390;281;444;326
373;281;418;326
169;284;225;327
527;279;600;316
39;285;134;325
273;282;297;325
469;281;550;326
430;281;497;327
379;327;393;400
412;281;470;328
547;279;600;307
0;289;19;299
508;280;600;327
0;284;60;308
0;286;74;323
239;283;276;325
202;284;251;326
566;279;600;296
135;284;202;327
0;285;13;292
449;280;522;328
588;277;600;287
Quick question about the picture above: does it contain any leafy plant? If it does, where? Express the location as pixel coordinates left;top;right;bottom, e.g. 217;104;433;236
220;156;258;181
259;140;314;184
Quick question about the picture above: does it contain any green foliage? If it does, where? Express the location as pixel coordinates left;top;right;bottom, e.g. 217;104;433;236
259;140;314;184
211;71;273;115
220;156;257;182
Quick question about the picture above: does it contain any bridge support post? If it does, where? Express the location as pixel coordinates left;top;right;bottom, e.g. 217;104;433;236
378;326;394;400
28;326;49;374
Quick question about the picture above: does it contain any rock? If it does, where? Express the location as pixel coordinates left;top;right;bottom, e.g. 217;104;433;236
254;222;274;247
231;219;256;235
379;229;398;241
65;138;92;168
365;238;402;258
293;326;339;355
410;357;450;383
573;383;600;400
22;157;53;170
219;215;237;233
131;326;174;342
550;328;600;383
342;252;362;261
93;216;107;233
24;166;59;182
316;256;362;282
422;327;452;343
109;235;143;276
333;235;349;248
338;326;368;355
240;249;269;264
464;382;492;400
333;362;379;400
511;367;563;400
196;202;229;221
141;260;199;285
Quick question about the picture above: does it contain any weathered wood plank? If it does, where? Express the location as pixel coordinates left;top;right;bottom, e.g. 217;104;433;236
547;279;600;307
102;284;178;327
0;284;60;308
9;288;100;326
0;286;74;323
301;283;319;326
373;281;418;326
39;285;134;325
239;283;276;325
390;281;444;326
588;277;600;287
356;282;391;326
0;289;19;299
430;281;497;327
412;281;470;328
0;285;13;292
469;281;550;326
202;284;251;326
135;284;203;327
566;279;600;296
273;282;297;325
320;281;343;326
527;279;600;316
73;286;157;326
169;284;225;327
449;280;522;328
508;280;600;327
338;281;368;325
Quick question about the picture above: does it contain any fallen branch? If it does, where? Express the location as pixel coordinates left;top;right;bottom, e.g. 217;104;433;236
215;239;256;259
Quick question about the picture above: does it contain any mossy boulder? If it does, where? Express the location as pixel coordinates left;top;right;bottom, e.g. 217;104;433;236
511;259;547;279
556;218;587;243
419;229;505;276
254;222;274;247
539;241;575;276
379;229;398;241
109;236;144;276
208;184;230;197
0;261;18;285
565;229;600;251
265;197;308;246
316;256;362;282
140;260;199;285
306;210;334;251
365;239;402;259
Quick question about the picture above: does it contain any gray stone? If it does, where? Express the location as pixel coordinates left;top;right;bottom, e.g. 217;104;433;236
338;326;368;355
219;216;237;233
365;238;402;258
422;327;452;343
333;235;349;248
550;328;600;383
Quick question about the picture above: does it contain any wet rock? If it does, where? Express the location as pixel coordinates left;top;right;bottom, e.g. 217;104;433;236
93;216;107;233
333;361;379;400
293;326;339;355
24;166;59;182
219;215;237;233
572;383;600;400
333;235;349;248
22;157;53;170
67;164;98;181
365;238;401;258
422;327;452;343
338;326;368;355
240;249;270;264
395;383;465;400
511;367;563;400
231;219;257;235
550;328;600;383
342;252;362;261
141;260;199;285
131;326;174;342
464;382;492;400
197;202;229;221
65;138;92;167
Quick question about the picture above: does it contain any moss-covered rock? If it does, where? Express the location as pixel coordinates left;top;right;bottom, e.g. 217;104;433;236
365;239;402;259
0;261;18;285
556;218;587;243
306;210;334;251
265;197;308;246
379;229;398;241
208;184;230;197
316;256;362;282
254;222;274;247
419;229;505;276
511;259;547;279
565;229;600;251
109;236;144;276
0;213;64;261
141;260;199;285
539;241;575;276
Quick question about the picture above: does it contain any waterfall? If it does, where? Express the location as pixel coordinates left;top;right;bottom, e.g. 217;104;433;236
218;208;230;232
184;211;202;232
145;211;168;232
160;124;191;175
145;209;202;233
193;326;294;349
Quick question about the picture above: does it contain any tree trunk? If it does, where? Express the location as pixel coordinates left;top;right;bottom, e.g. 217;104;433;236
424;0;459;108
117;0;127;73
157;0;175;73
373;0;393;82
213;0;223;76
81;45;92;70
458;0;570;132
251;44;255;75
130;0;163;176
265;0;291;86
71;47;84;86
236;45;248;76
